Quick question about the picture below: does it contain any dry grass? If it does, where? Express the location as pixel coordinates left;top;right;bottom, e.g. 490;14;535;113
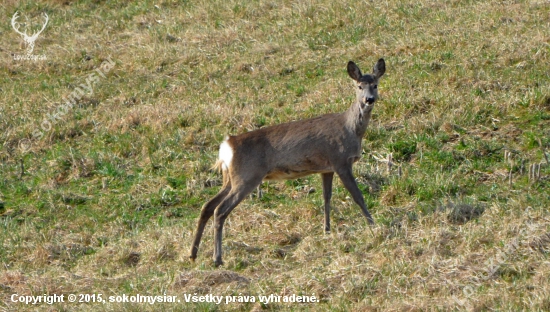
1;0;550;311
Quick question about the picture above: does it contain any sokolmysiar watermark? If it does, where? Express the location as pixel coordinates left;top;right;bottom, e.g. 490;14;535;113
452;207;538;310
19;57;115;152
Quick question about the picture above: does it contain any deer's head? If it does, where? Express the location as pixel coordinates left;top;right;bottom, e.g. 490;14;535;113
11;11;49;55
347;59;386;113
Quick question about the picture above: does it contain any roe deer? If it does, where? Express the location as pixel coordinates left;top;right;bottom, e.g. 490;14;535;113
190;59;386;266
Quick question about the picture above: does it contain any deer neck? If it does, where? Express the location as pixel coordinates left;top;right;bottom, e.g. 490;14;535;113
345;101;372;138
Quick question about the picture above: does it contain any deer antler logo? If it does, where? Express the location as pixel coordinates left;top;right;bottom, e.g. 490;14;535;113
11;11;49;55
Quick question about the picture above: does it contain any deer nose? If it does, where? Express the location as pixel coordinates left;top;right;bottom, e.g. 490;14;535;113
365;97;375;104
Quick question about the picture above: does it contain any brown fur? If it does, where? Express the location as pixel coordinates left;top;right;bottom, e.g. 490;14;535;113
190;59;386;266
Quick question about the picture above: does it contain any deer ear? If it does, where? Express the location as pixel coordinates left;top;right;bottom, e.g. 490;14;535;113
373;58;386;79
347;61;362;82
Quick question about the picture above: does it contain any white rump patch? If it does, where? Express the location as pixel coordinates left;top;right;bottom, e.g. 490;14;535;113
218;137;233;171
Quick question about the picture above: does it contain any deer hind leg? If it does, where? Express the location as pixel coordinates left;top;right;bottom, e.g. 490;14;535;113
190;173;231;261
321;172;334;233
336;166;375;225
213;174;264;266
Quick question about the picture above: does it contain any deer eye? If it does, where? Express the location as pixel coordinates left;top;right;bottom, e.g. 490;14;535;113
358;85;363;90
373;85;378;89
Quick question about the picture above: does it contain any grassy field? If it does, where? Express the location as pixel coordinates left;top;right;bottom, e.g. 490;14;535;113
1;0;550;310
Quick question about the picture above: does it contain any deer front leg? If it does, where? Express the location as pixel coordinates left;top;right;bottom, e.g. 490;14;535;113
336;166;375;225
321;172;334;233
